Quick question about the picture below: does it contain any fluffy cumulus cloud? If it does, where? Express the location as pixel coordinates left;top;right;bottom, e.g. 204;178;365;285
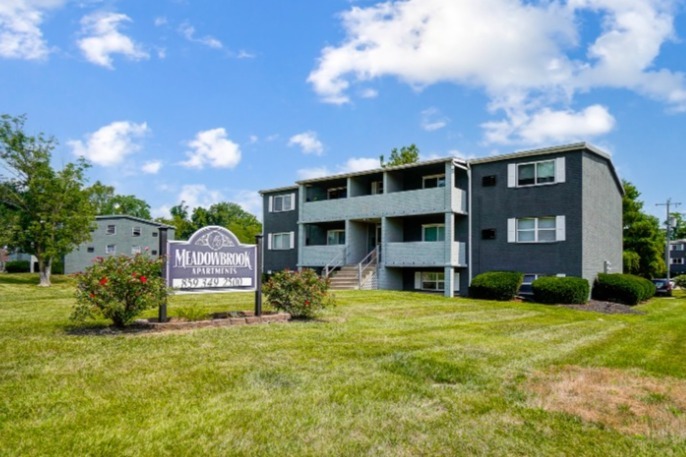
182;128;241;169
141;160;162;174
0;0;65;60
420;107;449;132
309;0;686;144
69;121;149;166
297;156;379;180
288;131;324;155
77;11;149;69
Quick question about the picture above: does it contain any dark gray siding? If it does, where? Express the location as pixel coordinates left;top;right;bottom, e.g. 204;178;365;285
581;151;623;281
262;189;299;273
471;151;584;278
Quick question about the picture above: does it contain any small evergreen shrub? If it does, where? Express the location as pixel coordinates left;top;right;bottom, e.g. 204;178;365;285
262;268;334;318
469;271;523;301
531;276;589;304
592;273;656;306
72;254;170;327
5;260;30;273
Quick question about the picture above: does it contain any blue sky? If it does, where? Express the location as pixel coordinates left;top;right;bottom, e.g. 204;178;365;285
1;0;685;221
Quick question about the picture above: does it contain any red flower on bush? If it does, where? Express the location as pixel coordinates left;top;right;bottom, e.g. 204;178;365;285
99;277;108;286
139;275;148;284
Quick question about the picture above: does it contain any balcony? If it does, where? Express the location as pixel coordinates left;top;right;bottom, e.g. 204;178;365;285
301;245;346;267
302;187;466;223
383;241;467;267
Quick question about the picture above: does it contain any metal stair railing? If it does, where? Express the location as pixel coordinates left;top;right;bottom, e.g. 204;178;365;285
323;247;346;278
357;246;379;289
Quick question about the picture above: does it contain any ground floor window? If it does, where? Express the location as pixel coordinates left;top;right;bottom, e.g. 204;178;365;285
106;244;116;254
131;245;141;255
327;229;345;245
270;232;294;250
420;272;444;290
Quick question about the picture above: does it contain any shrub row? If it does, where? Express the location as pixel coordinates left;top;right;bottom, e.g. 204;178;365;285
4;260;30;273
531;276;589;304
468;271;523;301
591;273;655;305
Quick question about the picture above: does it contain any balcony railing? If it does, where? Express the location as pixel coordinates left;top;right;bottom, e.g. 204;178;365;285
384;241;467;267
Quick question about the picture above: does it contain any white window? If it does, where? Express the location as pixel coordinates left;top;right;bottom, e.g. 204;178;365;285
268;232;294;250
106;225;116;235
327;187;347;200
270;193;295;212
327;229;345;245
131;246;142;255
414;271;460;292
422;224;445;242
106;244;116;254
508;157;565;188
508;216;566;243
672;258;684;265
423;174;446;189
132;226;141;237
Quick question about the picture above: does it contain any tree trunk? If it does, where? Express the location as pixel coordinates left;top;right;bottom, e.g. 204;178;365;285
38;257;52;287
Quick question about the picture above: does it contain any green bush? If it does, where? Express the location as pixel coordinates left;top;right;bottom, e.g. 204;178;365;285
469;271;523;301
674;275;686;289
532;276;589;304
262;268;334;318
72;254;170;327
5;260;30;273
592;273;656;305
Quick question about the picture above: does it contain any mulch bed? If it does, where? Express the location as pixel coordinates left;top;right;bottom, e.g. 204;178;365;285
556;299;644;315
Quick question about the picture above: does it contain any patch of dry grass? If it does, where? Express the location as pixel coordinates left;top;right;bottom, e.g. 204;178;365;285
527;365;686;438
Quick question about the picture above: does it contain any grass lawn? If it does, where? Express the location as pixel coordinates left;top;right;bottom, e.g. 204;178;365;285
1;274;685;456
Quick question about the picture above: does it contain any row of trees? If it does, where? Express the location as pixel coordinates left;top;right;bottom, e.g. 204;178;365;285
1;114;262;286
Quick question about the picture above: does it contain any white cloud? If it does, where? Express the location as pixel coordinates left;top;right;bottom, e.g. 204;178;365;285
179;22;222;49
178;184;224;211
297;156;379;180
309;0;686;143
233;190;263;221
141;160;162;174
297;167;330;180
483;105;616;145
154;16;167;27
288;131;324;155
420;107;449;131
182;128;241;169
69;121;149;166
77;11;148;69
0;0;65;60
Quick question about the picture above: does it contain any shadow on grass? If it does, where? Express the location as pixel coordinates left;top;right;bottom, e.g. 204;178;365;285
64;322;156;337
0;273;73;286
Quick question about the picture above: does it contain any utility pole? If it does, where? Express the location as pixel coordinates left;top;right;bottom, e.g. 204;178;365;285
656;199;681;280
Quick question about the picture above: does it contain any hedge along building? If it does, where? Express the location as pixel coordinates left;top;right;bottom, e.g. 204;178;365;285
64;215;175;274
259;143;624;297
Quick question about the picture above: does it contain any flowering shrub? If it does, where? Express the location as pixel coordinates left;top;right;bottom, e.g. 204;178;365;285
262;268;334;318
72;254;170;327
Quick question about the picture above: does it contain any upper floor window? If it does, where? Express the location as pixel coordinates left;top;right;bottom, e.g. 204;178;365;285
423;174;446;189
508;216;566;243
327;187;347;200
482;175;497;187
671;258;684;265
131;246;142;255
327;229;345;245
106;224;116;235
269;232;294;250
422;224;445;242
132;226;141;237
106;244;116;254
271;193;295;212
508;157;565;188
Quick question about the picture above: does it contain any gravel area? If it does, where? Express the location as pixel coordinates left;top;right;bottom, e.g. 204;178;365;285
556;299;644;315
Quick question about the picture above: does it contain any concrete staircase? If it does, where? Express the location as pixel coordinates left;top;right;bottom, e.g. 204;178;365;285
328;265;378;290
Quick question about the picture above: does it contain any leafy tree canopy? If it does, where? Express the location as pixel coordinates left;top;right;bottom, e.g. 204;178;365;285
0;114;95;286
622;180;665;278
380;144;420;167
88;181;152;220
669;212;686;240
157;201;261;243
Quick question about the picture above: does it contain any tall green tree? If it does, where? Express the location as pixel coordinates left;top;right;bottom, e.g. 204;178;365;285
157;201;261;243
669;212;686;239
380;144;420;167
0;114;95;286
88;181;152;219
622;180;665;278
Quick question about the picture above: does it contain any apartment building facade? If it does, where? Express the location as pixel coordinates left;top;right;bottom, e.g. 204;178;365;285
669;239;686;277
260;143;623;297
64;215;175;274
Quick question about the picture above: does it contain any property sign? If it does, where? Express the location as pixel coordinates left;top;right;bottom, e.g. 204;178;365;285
166;226;257;290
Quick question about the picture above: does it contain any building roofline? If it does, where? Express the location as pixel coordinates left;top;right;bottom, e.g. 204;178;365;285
96;214;176;229
258;185;299;195
294;156;466;185
468;142;624;195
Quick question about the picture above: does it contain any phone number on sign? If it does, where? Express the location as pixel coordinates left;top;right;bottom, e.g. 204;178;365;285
172;277;252;289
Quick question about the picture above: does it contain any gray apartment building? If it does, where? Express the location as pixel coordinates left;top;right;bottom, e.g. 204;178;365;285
259;142;624;297
64;215;175;274
669;239;686;277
